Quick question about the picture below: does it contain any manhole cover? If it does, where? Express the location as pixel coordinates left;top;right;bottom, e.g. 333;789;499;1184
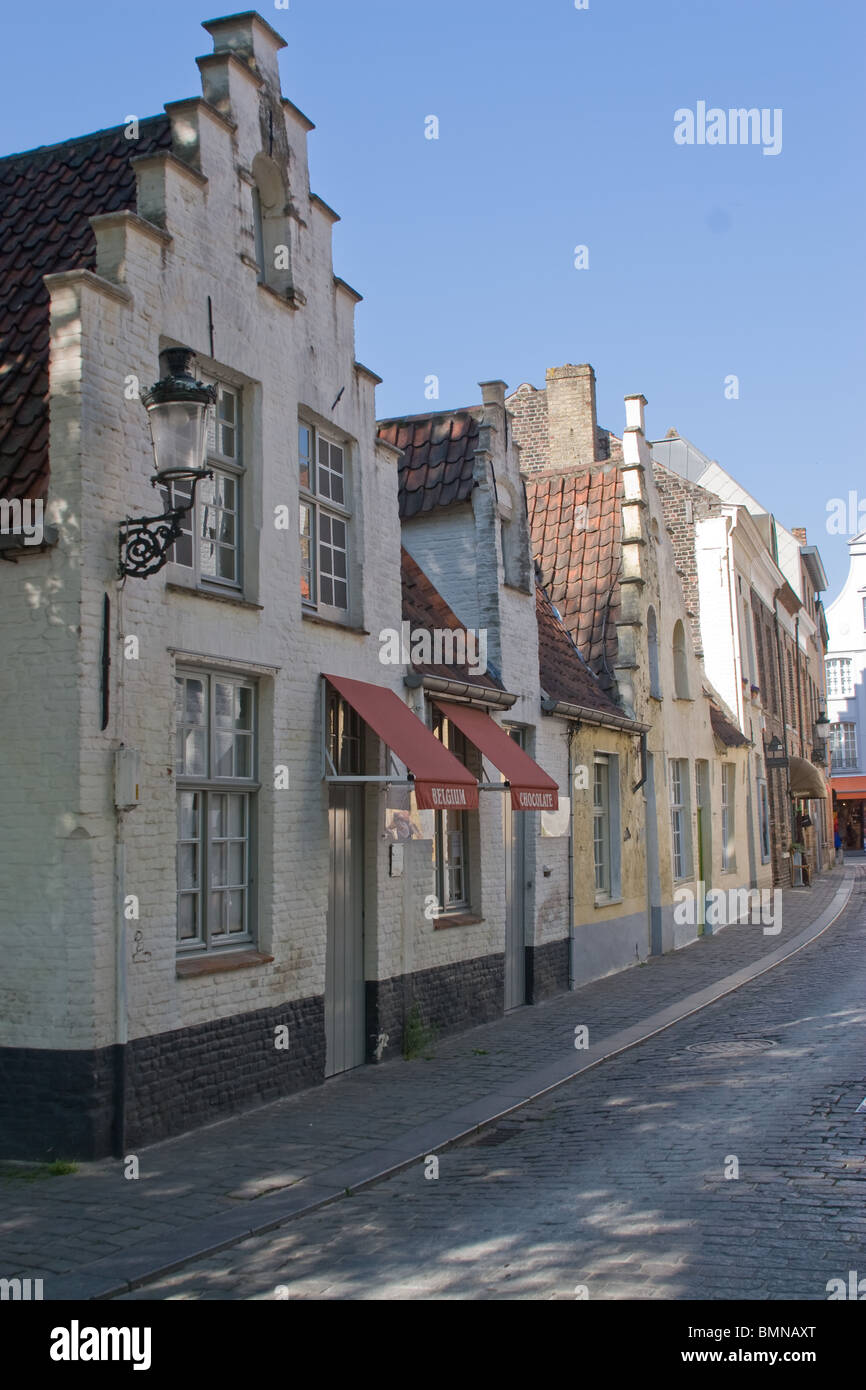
683;1038;779;1059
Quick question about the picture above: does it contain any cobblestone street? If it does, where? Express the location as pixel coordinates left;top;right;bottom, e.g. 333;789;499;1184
111;868;866;1300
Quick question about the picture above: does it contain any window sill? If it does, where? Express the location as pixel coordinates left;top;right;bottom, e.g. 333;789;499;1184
433;912;484;929
302;609;369;635
594;895;623;908
176;949;274;978
166;582;263;611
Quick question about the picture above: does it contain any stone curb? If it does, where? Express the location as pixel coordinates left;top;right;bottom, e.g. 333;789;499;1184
47;872;855;1301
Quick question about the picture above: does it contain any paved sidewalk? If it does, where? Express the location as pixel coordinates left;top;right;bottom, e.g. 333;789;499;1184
0;866;856;1299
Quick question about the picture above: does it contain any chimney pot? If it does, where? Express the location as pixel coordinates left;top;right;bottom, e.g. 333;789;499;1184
479;380;507;407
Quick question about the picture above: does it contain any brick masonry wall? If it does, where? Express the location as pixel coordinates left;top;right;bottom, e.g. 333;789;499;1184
0;1044;118;1161
652;463;723;658
366;952;506;1063
525;938;569;1001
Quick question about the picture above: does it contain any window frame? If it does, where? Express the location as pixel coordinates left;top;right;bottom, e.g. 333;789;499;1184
669;757;692;882
758;778;771;864
299;420;352;622
826;657;854;700
431;713;471;913
829;721;858;771
164;377;244;592
175;668;259;955
593;756;611;899
721;762;736;872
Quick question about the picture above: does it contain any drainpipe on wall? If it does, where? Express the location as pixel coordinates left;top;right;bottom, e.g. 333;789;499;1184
114;816;128;1158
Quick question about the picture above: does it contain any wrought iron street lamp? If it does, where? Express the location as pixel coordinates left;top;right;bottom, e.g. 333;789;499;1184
814;710;830;741
119;347;217;578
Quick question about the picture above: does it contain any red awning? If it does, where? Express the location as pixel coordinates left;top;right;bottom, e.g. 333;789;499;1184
433;700;559;811
832;777;866;799
324;674;478;811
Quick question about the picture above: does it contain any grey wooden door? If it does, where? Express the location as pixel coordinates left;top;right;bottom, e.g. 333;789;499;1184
503;730;527;1010
325;785;365;1076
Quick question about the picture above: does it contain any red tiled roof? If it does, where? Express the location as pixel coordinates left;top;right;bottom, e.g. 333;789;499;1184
526;464;623;690
378;409;482;519
400;548;502;688
535;584;623;717
0;117;172;501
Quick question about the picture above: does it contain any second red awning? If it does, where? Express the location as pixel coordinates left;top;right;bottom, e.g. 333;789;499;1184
324;674;478;811
433;700;559;811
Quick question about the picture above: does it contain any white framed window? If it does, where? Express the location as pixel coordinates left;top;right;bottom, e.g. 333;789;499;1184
175;669;257;953
669;758;692;881
721;763;736;872
826;657;854;699
299;421;351;618
829;722;858;771
593;757;611;896
163;379;243;588
432;714;470;911
862;596;866;630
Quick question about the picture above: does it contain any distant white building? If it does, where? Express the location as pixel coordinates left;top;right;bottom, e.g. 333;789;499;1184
825;531;866;850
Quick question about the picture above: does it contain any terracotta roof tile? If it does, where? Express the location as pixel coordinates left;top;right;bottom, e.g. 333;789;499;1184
0;116;172;501
378;409;483;518
710;703;749;747
526;464;623;692
536;585;623;716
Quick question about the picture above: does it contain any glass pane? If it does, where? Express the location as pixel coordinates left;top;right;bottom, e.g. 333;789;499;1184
299;426;311;490
333;549;346;579
179;791;199;839
215;683;234;725
320;514;331;544
209;794;226;837
210;842;227;887
209;890;224;933
178;894;198;941
332;518;346;548
228;842;244;885
320;575;333;606
227;890;245;933
179;843;198;888
217;545;236;581
221;425;235;457
228;795;245;838
235;687;252;729
333;580;348;609
183;728;207;777
215;730;234;777
234;733;251;778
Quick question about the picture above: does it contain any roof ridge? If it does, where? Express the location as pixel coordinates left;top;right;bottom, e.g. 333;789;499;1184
0;114;169;167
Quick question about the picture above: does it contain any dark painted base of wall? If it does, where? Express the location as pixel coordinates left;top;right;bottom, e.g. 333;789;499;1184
0;1044;118;1161
367;951;506;1063
525;938;569;1002
0;994;324;1161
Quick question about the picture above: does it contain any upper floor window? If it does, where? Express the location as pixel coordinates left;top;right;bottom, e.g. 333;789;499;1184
299;421;351;617
862;596;866;630
175;669;258;954
826;657;854;699
672;620;689;699
162;377;243;589
829;722;858;770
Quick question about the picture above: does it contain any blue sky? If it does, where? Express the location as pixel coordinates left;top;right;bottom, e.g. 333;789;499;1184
4;0;864;597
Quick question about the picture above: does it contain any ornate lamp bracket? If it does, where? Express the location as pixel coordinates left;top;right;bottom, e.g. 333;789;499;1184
118;467;213;579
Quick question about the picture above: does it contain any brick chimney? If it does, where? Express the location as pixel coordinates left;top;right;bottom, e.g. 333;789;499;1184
545;363;598;470
791;527;807;544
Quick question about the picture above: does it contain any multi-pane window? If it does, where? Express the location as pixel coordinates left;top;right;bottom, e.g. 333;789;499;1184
669;758;691;881
829;722;858;771
593;756;611;896
299;422;350;613
721;763;736;871
826;658;854;699
175;670;257;952
163;380;242;587
432;715;470;911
